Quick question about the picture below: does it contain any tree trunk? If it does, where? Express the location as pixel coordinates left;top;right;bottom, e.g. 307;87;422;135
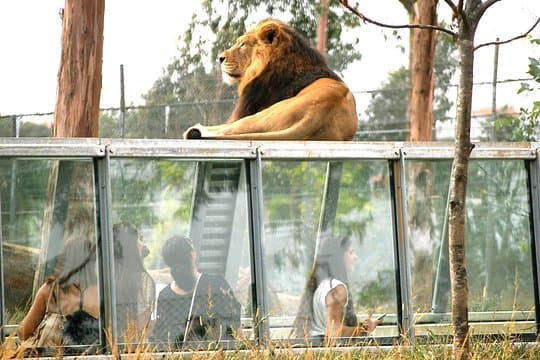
53;0;105;138
402;0;438;312
408;0;437;141
317;0;330;56
449;24;474;360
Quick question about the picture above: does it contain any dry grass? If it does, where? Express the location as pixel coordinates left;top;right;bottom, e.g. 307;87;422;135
2;336;540;359
1;325;539;359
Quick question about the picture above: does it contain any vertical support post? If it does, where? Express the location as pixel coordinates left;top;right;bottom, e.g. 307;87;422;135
528;151;540;336
431;189;451;314
246;149;269;344
394;151;414;341
490;39;499;140
315;161;343;257
0;177;4;341
94;146;117;350
165;105;170;137
8;160;17;242
9;117;20;242
119;64;126;138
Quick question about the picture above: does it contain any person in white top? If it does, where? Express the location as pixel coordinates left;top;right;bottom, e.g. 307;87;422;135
293;235;380;340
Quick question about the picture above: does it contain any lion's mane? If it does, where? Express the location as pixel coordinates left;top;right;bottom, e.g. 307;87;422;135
228;19;342;122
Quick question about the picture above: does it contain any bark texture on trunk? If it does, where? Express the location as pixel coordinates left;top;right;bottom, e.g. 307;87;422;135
449;27;474;360
53;0;104;138
402;1;438;312
317;0;330;56
408;0;438;141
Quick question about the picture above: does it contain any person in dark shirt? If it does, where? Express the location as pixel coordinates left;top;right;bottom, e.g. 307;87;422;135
154;235;243;346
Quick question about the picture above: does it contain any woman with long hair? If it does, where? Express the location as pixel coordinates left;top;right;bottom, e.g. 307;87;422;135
293;235;380;340
18;224;100;346
112;223;156;338
18;222;156;347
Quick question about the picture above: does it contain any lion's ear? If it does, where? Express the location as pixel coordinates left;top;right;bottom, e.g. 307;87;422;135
257;23;280;45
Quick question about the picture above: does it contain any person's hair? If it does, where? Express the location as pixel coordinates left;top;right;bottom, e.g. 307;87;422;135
56;226;97;292
113;222;156;335
292;235;357;338
162;235;197;291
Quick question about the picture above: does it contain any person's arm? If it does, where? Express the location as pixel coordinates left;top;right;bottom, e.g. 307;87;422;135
324;284;379;338
17;282;51;340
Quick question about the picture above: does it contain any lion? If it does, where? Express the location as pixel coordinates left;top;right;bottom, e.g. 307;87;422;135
183;19;358;141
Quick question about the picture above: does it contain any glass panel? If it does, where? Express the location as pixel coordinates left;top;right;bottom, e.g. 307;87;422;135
1;159;101;348
109;159;252;346
1;159;51;326
406;159;535;336
262;160;398;341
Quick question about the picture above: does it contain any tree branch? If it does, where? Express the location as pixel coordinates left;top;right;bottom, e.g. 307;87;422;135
442;0;458;18
339;0;457;38
472;0;501;24
474;17;540;51
442;0;467;24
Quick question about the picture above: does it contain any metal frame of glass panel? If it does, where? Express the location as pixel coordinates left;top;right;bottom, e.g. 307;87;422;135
0;138;539;353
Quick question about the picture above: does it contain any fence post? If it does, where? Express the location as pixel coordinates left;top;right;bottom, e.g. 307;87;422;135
120;64;126;138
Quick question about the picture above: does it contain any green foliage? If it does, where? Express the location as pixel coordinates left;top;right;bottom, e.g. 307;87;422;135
466;160;534;311
119;0;364;138
0;159;51;246
363;67;410;140
356;269;395;310
489;42;540;142
196;0;362;73
0;116;51;137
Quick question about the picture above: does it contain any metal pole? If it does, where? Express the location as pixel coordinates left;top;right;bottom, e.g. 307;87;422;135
431;189;451;314
94;149;117;349
11;115;16;137
8;116;20;242
120;64;126;138
395;152;415;341
490;39;499;140
165;105;170;137
247;150;269;344
0;173;4;341
529;151;540;337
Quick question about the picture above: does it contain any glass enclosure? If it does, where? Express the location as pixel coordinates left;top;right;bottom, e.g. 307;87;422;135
406;159;535;335
0;139;539;356
262;160;399;339
1;158;102;350
108;158;253;343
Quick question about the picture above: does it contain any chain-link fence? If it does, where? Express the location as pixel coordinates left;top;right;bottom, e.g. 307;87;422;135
1;78;538;141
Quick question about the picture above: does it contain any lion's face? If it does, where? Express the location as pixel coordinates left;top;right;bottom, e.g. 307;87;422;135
219;35;258;86
219;20;287;89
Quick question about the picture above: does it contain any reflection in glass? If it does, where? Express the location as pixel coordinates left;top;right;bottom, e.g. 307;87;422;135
109;159;252;344
3;159;101;348
0;159;51;325
406;160;535;332
262;160;398;339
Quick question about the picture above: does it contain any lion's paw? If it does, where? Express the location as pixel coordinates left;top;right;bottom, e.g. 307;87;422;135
183;124;204;139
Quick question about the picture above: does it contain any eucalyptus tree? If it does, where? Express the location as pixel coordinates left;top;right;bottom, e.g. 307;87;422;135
340;1;539;358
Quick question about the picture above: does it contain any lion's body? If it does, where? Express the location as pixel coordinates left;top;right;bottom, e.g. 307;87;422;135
183;19;358;141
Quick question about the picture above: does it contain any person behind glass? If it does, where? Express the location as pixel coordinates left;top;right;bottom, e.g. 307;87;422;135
112;223;156;338
293;235;380;340
18;222;156;347
18;225;100;346
154;235;243;345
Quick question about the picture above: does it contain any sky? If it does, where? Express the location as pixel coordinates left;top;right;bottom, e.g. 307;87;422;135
0;0;539;121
